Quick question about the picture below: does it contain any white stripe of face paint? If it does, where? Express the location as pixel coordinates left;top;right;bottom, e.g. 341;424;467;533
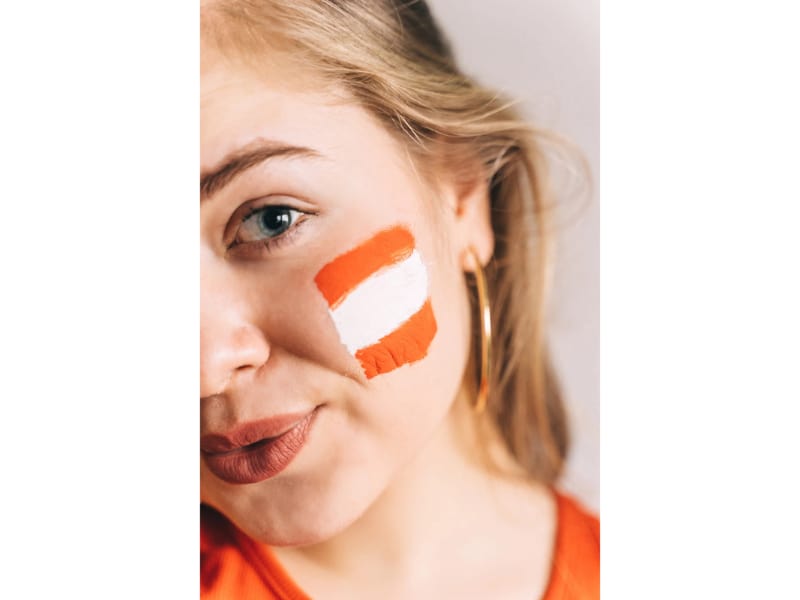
329;249;428;354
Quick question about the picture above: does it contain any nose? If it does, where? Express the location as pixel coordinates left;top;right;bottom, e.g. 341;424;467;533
201;259;271;398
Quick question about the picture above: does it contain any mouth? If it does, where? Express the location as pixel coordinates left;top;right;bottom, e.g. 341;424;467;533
201;407;321;485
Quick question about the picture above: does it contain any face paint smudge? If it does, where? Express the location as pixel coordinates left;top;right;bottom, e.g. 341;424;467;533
314;225;437;379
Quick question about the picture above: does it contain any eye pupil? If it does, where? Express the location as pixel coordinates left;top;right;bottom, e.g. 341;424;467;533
260;207;291;234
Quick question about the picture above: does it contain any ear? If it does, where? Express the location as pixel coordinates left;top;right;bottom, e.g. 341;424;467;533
440;170;494;272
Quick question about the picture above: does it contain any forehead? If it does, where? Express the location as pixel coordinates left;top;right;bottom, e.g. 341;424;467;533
202;45;334;163
200;44;414;187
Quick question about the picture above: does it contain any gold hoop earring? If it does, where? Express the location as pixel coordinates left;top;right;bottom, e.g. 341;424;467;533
468;247;492;414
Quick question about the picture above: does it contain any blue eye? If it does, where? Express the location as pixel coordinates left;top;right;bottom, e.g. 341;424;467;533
236;205;303;244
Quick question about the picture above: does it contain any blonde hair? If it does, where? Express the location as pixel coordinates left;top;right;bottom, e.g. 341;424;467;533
204;0;574;483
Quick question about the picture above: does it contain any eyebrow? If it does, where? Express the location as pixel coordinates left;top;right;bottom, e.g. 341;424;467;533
200;140;321;201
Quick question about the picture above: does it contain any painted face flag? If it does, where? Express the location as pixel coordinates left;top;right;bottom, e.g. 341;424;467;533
315;226;437;379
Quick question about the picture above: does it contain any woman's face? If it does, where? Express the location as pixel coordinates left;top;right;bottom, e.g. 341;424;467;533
200;45;490;546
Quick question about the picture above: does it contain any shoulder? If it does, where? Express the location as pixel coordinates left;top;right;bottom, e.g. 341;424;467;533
542;490;600;600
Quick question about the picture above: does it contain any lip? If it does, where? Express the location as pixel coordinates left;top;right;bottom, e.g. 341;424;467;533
201;407;320;485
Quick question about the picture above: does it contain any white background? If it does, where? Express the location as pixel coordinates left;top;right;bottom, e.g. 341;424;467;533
2;1;800;597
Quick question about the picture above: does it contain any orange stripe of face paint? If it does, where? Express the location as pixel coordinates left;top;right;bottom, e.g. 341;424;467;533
314;226;414;309
354;299;437;379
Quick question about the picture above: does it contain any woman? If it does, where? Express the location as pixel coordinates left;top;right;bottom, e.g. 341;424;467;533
200;0;598;598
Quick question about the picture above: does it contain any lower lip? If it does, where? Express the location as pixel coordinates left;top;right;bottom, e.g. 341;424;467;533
202;408;319;485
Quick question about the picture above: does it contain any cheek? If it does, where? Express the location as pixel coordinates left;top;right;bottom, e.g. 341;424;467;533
264;272;360;378
351;249;471;464
376;224;473;411
400;250;471;402
318;224;470;449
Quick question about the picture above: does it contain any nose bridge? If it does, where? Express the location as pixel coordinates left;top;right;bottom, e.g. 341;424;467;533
200;254;271;398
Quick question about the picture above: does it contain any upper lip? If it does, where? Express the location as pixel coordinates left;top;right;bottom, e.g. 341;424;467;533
200;411;313;455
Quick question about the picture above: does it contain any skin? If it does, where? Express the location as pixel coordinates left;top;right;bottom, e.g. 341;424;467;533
201;42;556;599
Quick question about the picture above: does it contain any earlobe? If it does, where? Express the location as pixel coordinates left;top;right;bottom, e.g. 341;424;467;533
461;244;485;272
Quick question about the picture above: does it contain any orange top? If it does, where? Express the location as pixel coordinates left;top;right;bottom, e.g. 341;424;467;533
201;491;599;599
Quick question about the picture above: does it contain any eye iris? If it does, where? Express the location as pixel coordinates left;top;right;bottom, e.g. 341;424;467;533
261;208;291;235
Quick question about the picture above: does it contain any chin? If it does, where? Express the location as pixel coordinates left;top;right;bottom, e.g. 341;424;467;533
250;511;353;548
206;465;388;548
